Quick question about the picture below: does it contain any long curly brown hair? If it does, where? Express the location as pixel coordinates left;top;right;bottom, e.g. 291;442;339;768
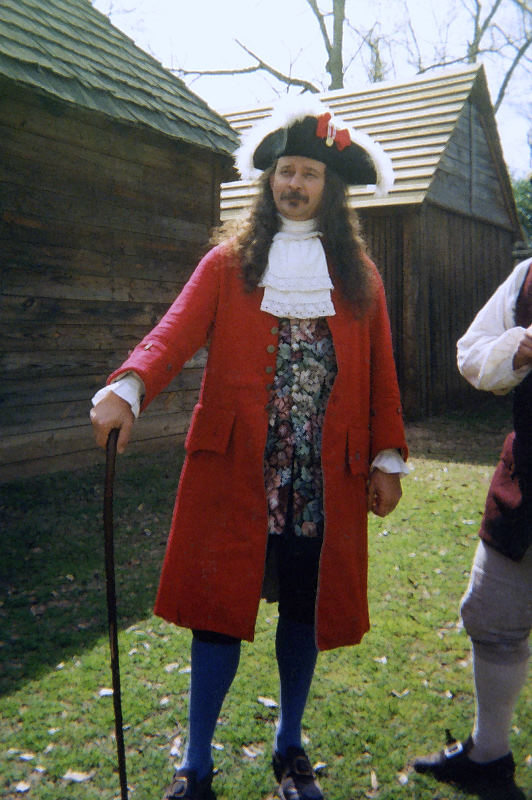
212;165;375;317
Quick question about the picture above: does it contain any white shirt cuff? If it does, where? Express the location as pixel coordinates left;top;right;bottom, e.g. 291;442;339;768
371;449;409;477
91;372;144;418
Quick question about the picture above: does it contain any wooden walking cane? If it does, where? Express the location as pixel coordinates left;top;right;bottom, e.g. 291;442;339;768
104;428;128;800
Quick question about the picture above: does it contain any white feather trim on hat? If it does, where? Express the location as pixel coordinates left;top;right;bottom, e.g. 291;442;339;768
346;126;395;197
234;94;394;196
235;94;325;182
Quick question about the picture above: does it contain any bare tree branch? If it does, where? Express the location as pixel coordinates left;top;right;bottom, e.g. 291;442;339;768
493;35;532;111
177;65;262;78
305;0;346;88
175;39;321;94
171;0;530;120
305;0;333;57
235;40;320;93
328;0;346;87
467;0;504;61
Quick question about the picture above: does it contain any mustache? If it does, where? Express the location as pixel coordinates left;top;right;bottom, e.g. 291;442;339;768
280;190;308;203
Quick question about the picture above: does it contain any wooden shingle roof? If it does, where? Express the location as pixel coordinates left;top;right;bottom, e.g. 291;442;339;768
0;0;238;156
221;65;513;219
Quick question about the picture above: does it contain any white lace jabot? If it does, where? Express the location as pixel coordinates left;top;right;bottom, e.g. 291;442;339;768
259;216;335;318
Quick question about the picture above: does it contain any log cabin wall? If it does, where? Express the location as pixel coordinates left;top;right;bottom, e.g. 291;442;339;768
357;207;406;385
0;80;223;481
404;204;515;417
357;202;514;419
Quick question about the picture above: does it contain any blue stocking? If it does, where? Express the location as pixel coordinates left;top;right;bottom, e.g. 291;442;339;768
275;614;318;756
181;635;241;779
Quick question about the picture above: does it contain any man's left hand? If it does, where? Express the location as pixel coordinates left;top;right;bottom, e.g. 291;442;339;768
367;469;402;517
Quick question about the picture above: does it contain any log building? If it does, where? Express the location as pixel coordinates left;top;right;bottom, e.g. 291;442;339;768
0;0;238;481
222;66;522;417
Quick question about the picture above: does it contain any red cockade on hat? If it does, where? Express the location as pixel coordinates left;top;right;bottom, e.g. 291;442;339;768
315;112;351;151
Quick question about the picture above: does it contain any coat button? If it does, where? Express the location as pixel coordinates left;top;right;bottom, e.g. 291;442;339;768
265;365;273;374
266;344;276;354
270;326;279;335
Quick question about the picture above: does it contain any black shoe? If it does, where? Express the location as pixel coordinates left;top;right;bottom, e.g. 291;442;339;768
272;746;324;800
162;766;214;800
413;731;515;788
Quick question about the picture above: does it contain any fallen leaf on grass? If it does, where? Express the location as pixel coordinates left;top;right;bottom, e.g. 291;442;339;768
15;781;31;793
170;736;182;757
62;769;94;783
164;662;180;673
313;761;327;772
257;695;278;708
390;688;409;698
373;656;387;665
19;752;35;761
242;744;263;759
365;768;380;797
397;768;409;785
98;687;113;697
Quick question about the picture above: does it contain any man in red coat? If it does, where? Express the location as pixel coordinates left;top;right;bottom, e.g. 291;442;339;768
91;96;408;800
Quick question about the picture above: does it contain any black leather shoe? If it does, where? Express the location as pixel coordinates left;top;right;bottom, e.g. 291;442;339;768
272;746;324;800
162;766;214;799
413;731;515;788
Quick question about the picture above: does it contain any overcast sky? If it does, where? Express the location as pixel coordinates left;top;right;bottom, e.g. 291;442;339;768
93;0;530;178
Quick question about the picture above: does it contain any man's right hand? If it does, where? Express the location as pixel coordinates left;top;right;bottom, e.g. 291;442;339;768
90;391;135;454
513;323;532;371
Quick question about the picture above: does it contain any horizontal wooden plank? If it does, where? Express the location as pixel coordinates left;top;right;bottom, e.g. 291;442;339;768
0;294;173;327
0;322;154;352
0;364;205;406
1;181;210;242
0;238;203;283
0;409;193;466
2;387;199;433
1;266;181;304
0;125;217;224
0;432;185;483
0;345;207;379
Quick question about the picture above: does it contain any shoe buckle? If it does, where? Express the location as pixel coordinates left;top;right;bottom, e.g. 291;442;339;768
293;756;313;776
170;776;188;797
444;741;463;758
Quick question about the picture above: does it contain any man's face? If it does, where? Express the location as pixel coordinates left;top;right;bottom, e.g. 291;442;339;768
269;156;326;221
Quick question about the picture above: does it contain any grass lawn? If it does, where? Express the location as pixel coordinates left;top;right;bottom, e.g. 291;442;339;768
1;397;531;800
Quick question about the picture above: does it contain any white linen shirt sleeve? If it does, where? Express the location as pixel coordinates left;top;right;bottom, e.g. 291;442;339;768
371;449;409;477
457;258;532;394
91;372;145;419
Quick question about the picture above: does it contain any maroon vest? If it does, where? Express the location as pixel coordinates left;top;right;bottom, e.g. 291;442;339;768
479;263;532;560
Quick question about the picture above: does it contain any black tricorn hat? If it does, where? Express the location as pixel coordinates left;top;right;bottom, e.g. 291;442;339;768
235;95;394;195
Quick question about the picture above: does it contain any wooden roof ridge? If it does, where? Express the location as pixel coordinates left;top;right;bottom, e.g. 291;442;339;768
0;0;238;156
220;65;516;217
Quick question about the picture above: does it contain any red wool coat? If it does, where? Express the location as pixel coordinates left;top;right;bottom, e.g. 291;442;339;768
109;242;408;651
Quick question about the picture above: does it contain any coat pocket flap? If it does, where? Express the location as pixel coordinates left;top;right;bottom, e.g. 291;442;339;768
185;404;236;454
347;426;370;475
